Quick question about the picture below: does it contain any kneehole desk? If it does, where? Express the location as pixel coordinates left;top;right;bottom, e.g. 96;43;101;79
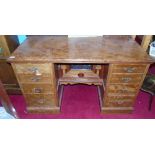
8;36;155;114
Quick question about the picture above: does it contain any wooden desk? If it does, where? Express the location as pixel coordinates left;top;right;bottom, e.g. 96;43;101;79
8;36;155;114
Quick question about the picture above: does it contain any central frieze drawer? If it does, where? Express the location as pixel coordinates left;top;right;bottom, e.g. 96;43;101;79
14;63;51;74
21;84;55;94
110;74;143;83
107;84;138;95
25;94;58;106
111;64;147;73
17;74;53;83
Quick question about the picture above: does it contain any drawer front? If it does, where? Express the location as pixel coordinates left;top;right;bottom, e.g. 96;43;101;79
105;96;134;107
25;94;58;106
22;84;55;94
14;63;51;74
110;74;143;84
17;74;52;83
107;84;138;95
112;64;147;73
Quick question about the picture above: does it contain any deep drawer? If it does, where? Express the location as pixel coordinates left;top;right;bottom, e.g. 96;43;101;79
25;94;58;107
21;83;55;94
111;64;147;73
109;74;143;84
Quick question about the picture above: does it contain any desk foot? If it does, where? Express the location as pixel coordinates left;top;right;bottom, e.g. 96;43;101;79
101;107;133;114
27;106;60;114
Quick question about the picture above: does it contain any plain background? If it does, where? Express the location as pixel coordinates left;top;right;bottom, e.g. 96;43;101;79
0;0;155;155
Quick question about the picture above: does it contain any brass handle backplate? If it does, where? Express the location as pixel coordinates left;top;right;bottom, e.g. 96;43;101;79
121;77;132;82
33;88;42;93
123;67;136;73
37;99;44;104
27;67;42;76
31;77;41;82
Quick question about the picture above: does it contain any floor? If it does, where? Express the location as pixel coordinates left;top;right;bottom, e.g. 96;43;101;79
1;64;155;119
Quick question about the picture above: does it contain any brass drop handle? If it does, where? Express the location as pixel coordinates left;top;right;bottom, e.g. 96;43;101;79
35;69;42;76
31;77;41;82
37;98;44;104
28;67;42;76
121;77;132;82
116;99;131;104
123;67;136;73
116;101;125;105
33;88;42;93
119;89;128;93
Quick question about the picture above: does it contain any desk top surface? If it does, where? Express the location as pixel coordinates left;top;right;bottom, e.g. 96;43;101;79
9;35;154;63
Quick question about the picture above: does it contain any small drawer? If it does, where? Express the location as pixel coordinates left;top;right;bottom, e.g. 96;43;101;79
14;63;51;74
107;84;138;95
105;96;134;107
17;74;52;83
25;94;58;106
21;84;55;94
112;64;147;73
110;74;143;84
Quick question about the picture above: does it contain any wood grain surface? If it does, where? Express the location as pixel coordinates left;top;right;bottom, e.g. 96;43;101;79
8;35;154;63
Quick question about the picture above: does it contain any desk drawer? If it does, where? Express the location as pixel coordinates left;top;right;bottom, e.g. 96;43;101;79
105;96;134;107
14;63;51;74
17;74;52;83
22;84;55;94
25;94;58;107
110;74;143;84
112;64;147;73
108;84;138;95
